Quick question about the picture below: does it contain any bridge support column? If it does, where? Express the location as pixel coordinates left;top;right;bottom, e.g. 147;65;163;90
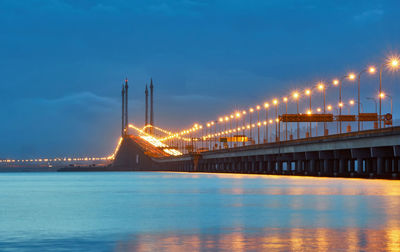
339;159;345;175
277;161;282;174
357;158;363;174
323;159;331;176
377;157;384;176
267;160;273;173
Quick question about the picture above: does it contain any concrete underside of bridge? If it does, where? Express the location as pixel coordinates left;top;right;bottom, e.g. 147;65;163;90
113;127;400;179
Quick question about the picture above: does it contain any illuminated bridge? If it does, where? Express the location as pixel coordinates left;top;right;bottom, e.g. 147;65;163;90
1;56;400;178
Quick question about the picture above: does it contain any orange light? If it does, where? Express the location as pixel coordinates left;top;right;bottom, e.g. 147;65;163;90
339;102;343;107
249;108;254;113
317;108;321;112
283;97;288;102
380;92;385;98
318;83;324;90
292;92;299;99
348;73;356;80
349;100;355;105
388;56;400;69
305;89;311;95
369;66;376;74
264;102;269;108
256;105;261;110
307;110;312;115
219;117;223;122
236;112;240;118
269;119;273;123
242;110;246;115
333;79;339;86
273;99;278;105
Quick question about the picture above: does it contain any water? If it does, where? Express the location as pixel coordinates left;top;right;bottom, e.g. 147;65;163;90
0;172;399;251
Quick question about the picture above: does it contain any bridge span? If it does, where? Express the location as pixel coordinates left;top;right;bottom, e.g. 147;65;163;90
113;126;400;179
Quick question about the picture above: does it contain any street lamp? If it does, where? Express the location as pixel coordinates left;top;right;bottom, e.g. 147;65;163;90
380;92;393;121
264;103;269;143
235;112;241;147
356;66;376;131
283;97;288;140
379;56;400;128
242;110;246;146
292;92;300;139
249;108;254;143
318;82;326;135
305;89;312;137
273;99;279;141
333;73;356;134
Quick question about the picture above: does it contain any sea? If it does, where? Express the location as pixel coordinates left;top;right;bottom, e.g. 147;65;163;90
0;172;399;251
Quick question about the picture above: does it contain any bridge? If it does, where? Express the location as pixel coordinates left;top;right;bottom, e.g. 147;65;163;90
1;55;399;177
110;55;400;179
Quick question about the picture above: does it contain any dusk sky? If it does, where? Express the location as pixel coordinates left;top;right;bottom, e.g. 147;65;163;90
1;0;399;158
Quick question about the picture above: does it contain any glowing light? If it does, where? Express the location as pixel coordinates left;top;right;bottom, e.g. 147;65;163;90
249;108;254;113
369;66;376;73
333;79;339;86
283;97;288;102
269;119;273;123
380;92;385;98
317;108;321;112
339;102;343;107
305;89;311;95
292;92;299;99
348;73;356;80
307;110;312;115
219;117;223;122
349;100;355;105
242;110;247;115
273;99;278;105
388;56;400;70
256;105;261;110
264;102;269;108
318;83;324;90
236;112;241;118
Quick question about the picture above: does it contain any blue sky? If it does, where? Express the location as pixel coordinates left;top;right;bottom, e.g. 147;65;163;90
0;0;399;158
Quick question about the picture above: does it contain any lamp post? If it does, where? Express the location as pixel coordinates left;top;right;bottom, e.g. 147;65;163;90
273;99;278;142
318;83;326;135
356;66;376;131
264;103;269;143
249;108;254;143
242;110;246;146
235;112;240;147
380;93;393;123
333;73;356;134
292;92;300;139
305;89;312;137
379;57;399;128
283;97;288;141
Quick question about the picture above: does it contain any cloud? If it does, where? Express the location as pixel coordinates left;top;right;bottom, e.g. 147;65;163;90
353;9;384;23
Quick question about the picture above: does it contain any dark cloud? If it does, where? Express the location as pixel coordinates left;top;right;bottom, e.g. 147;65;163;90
0;0;399;157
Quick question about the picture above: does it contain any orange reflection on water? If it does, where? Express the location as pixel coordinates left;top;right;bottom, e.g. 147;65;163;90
114;227;400;251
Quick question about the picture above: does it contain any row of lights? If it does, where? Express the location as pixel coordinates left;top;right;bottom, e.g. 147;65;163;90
165;55;399;140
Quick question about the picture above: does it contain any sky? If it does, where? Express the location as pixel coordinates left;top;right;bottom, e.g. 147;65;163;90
0;0;399;158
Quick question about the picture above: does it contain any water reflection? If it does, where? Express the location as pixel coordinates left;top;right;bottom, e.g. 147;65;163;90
115;227;400;251
1;172;400;251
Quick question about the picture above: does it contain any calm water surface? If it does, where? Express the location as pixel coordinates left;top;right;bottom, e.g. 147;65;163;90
0;172;399;251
